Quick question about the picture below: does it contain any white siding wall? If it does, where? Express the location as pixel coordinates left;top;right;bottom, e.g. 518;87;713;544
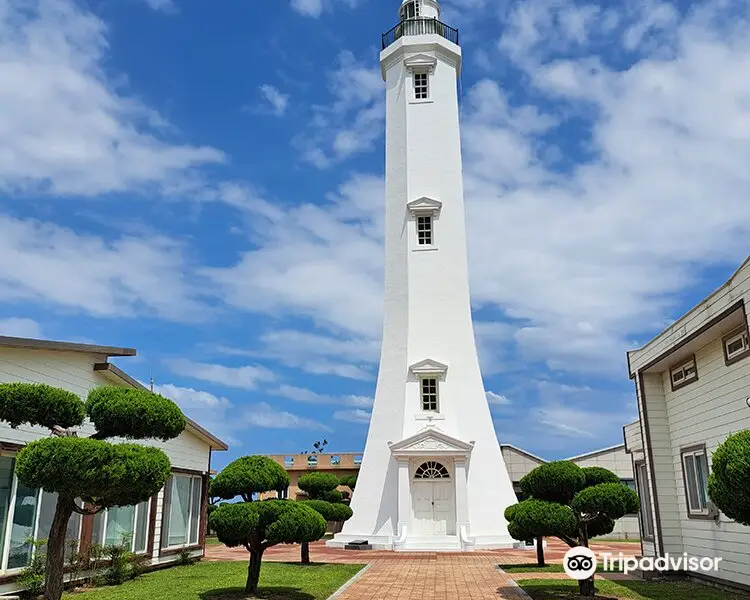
663;332;750;588
624;421;643;453
501;446;544;484
641;372;685;555
0;347;210;471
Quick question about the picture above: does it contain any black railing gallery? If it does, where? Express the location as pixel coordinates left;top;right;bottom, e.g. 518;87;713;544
381;18;459;50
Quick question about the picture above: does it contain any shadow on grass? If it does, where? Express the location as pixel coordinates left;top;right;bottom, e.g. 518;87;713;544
200;587;315;600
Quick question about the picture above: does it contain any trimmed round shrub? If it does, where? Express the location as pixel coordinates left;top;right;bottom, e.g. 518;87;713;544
505;499;577;542
588;514;616;539
210;499;327;548
340;475;357;489
708;430;750;525
322;489;343;503
300;499;353;522
298;472;341;499
581;466;620;488
520;461;586;503
0;383;85;430
87;386;186;441
16;437;171;507
571;483;639;521
211;456;290;500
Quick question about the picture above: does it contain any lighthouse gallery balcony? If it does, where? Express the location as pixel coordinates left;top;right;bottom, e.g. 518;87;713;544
381;18;459;50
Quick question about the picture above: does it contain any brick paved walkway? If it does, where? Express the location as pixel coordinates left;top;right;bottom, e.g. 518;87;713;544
205;539;641;599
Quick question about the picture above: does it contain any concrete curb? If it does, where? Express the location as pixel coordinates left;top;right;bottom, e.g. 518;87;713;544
327;563;373;600
496;568;534;600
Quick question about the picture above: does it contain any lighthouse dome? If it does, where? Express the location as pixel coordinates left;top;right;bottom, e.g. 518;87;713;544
399;0;440;21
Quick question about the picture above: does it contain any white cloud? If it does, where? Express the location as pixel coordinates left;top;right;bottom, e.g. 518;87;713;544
295;52;384;168
290;0;360;18
204;173;384;339
486;391;511;405
0;214;205;321
165;359;276;390
333;408;371;424
0;0;223;197
0;318;43;338
258;85;290;116
143;0;175;11
271;384;373;408
245;402;332;430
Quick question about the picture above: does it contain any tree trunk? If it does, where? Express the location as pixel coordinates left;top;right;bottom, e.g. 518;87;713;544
535;537;545;567
576;523;594;597
301;541;310;564
43;496;74;600
245;547;264;594
578;576;595;596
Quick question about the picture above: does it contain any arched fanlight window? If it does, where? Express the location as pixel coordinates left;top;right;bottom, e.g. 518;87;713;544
414;461;450;479
399;0;421;20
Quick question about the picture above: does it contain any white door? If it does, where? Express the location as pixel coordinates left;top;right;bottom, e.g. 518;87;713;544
411;462;456;536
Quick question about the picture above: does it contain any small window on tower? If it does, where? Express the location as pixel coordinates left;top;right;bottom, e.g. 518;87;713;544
413;72;429;100
421;377;438;412
416;215;433;245
400;0;420;20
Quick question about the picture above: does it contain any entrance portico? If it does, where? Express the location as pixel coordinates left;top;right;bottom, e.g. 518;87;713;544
389;429;474;551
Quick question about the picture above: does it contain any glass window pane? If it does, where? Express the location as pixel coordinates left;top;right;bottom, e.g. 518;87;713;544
0;457;15;557
35;492;82;557
695;453;709;510
189;478;202;545
168;476;191;547
92;511;106;546
106;506;135;548
7;484;39;569
683;455;699;511
134;501;149;553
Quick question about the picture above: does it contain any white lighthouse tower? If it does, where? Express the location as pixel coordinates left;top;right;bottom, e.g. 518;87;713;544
328;0;518;551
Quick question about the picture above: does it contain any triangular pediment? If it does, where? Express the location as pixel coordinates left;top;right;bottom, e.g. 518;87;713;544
403;54;438;71
407;197;442;216
409;358;448;376
389;429;474;457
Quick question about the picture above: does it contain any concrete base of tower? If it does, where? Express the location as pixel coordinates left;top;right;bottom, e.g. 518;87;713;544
326;533;394;550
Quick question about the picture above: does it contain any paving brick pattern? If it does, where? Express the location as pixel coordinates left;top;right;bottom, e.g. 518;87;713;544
205;539;640;599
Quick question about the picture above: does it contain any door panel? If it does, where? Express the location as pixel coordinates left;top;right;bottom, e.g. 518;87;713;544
432;481;454;535
413;482;434;535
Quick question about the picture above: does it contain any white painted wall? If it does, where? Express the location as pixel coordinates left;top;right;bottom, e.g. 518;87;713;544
0;347;210;472
628;258;750;588
335;0;517;549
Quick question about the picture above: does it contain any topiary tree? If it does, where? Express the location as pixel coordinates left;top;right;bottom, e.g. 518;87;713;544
505;461;639;597
296;472;351;563
708;430;750;525
0;383;186;600
298;500;353;563
209;456;326;593
340;474;357;490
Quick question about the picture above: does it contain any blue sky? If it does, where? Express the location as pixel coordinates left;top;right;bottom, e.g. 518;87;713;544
1;0;749;471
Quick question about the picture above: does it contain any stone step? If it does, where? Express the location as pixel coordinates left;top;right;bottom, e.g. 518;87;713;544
402;536;462;551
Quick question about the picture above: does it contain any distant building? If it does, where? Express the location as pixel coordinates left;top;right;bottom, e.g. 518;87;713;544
501;444;640;540
626;256;750;591
262;452;362;500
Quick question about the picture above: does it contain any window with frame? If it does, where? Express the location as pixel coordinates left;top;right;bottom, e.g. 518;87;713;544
413;72;429;100
723;326;750;365
416;215;433;245
681;447;710;516
669;356;697;391
634;462;654;539
420;377;438;412
400;0;420;20
0;457;81;572
92;500;150;554
353;455;363;465
330;455;341;466
161;474;202;549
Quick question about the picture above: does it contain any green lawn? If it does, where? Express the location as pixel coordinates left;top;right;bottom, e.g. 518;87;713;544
500;562;623;573
518;579;750;600
64;561;364;600
205;536;223;546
